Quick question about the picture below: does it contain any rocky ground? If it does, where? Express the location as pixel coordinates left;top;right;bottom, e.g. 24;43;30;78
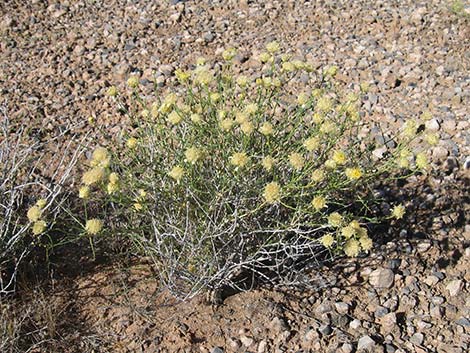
0;0;469;352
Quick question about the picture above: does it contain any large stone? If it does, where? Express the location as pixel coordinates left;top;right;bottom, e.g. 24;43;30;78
369;268;395;288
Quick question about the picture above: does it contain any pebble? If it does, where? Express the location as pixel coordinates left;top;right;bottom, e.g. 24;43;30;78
369;268;395;289
410;332;424;346
349;319;362;330
240;336;254;347
211;347;224;353
335;301;350;315
446;280;463;296
456;318;470;327
357;335;376;351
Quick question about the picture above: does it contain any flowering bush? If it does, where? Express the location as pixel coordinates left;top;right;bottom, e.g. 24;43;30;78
82;42;436;298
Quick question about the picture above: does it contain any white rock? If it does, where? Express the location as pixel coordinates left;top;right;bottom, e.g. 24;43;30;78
349;319;362;330
357;335;375;350
240;336;254;347
369;268;395;288
446;280;463;296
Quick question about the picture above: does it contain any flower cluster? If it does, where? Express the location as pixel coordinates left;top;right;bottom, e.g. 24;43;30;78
27;199;48;235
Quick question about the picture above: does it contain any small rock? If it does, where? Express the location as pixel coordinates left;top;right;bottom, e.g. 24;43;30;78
456;318;470;327
240;336;254;347
341;343;354;353
357;335;376;351
380;312;397;331
350;319;362;330
257;340;268;353
335;302;350;315
318;324;333;336
410;332;424;345
305;328;318;341
375;306;389;318
369;268;395;289
424;275;440;286
211;347;224;353
270;317;289;332
446;280;463;296
425;119;440;131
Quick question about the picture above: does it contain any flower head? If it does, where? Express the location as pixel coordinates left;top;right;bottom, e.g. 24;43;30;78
169;166;185;182
32;220;47;235
190;113;202;123
230;152;250;168
415;152;428;170
85;219;103;235
320;233;335;248
241;121;254;135
344;239;360;257
127;76;139;88
36;199;47;209
222;47;237;61
391;204;405;219
127;137;138;149
106;86;118;97
219;118;234;131
91;147;110;168
185;147;202;164
317;97;333;112
82;167;106;186
79;186;90;199
236;75;249;87
167;110;183;125
244;103;258;115
259;52;272;63
259;122;274;136
303;137;319;152
266;41;280;53
27;206;42;222
327;212;343;227
262;156;275;171
297;92;309;106
332;150;347;165
345;167;362;180
311;196;327;211
341;226;356;239
288;153;305;170
263;182;281;204
311;169;325;183
359;236;373;251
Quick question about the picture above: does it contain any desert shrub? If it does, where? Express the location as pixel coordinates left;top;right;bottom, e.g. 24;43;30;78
79;43;436;299
0;108;81;294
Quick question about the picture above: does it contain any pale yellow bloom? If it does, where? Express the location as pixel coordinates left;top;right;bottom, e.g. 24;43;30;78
134;203;143;211
140;109;150;119
332;150;347;165
420;111;432;121
85;219;103;235
317;97;333;112
169;166;185;182
349;220;361;230
82;167;106;186
106;86;118;97
167;110;183;125
345;167;362;180
320;233;335;248
360;82;369;93
236;75;249;87
219;118;234;131
356;226;368;238
210;92;220;102
185;147;202;164
288;153;305;170
266;41;280;53
303;137;319;152
138;189;147;198
272;77;282;87
196;57;206;66
36;199;47;209
244;103;258;115
311;169;325;183
32;220;47;235
241;121;254;135
259;52;272;63
312;113;323;124
262;156;275;171
425;133;439;146
292;59;305;70
263;182;281;204
175;69;190;82
282;62;295;72
325;66;338;77
194;67;213;85
230;152;250;168
190;113;202;123
79;186;90;199
324;159;337;169
222;48;237;61
126;137;138;149
107;182;119;194
235;111;248;124
259;122;274;136
109;172;120;183
415;152;428;169
359;236;373;251
27;206;42;222
344;239;360;257
398;158;410;169
391;204;406;219
328;212;343;227
311;196;327;211
341;226;356;239
127;76;139;88
320;121;335;134
91;147;110;168
402;120;417;138
297;92;309;106
151;102;159;118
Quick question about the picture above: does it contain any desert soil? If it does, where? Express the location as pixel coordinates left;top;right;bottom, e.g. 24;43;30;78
0;0;469;352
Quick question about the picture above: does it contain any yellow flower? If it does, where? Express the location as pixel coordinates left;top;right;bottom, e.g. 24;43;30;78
175;69;190;82
241;121;254;135
311;196;327;211
259;122;274;136
85;219;103;235
134;203;143;211
349;220;361;230
359;236;373;251
36;199;47;209
107;182;119;194
391;204;405;219
32;221;47;235
82;167;106;186
288;153;305;170
210;92;221;102
106;86;118;97
140;109;150;119
126;137;137;149
356;226;368;238
230;152;250;168
27;205;42;222
345;167;362;180
219;118;234;131
398;158;410;169
91;147;110;168
415;152;428;169
344;239;360;257
185;147;202;164
127;76;139;88
169;166;184;182
420;111;432;121
328;212;343;227
282;62;295;72
244;103;258;115
262;156;275;171
266;41;280;53
79;186;90;199
402;120;417;138
312;89;323;98
196;57;206;66
151;102;159;118
341;226;356;239
303;137;319;152
138;189;147;198
222;47;237;61
259;52;272;63
312;113;323;124
325;65;338;77
360;82;369;93
425;133;439;146
272;77;282;87
297;92;309;106
236;75;249;87
190;113;202;123
317;97;333;112
292;60;305;70
332;150;347;165
263;182;281;204
320;121;335;134
324;159;337;169
194;67;214;85
167;110;183;125
320;233;335;248
311;169;325;183
108;172;119;184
